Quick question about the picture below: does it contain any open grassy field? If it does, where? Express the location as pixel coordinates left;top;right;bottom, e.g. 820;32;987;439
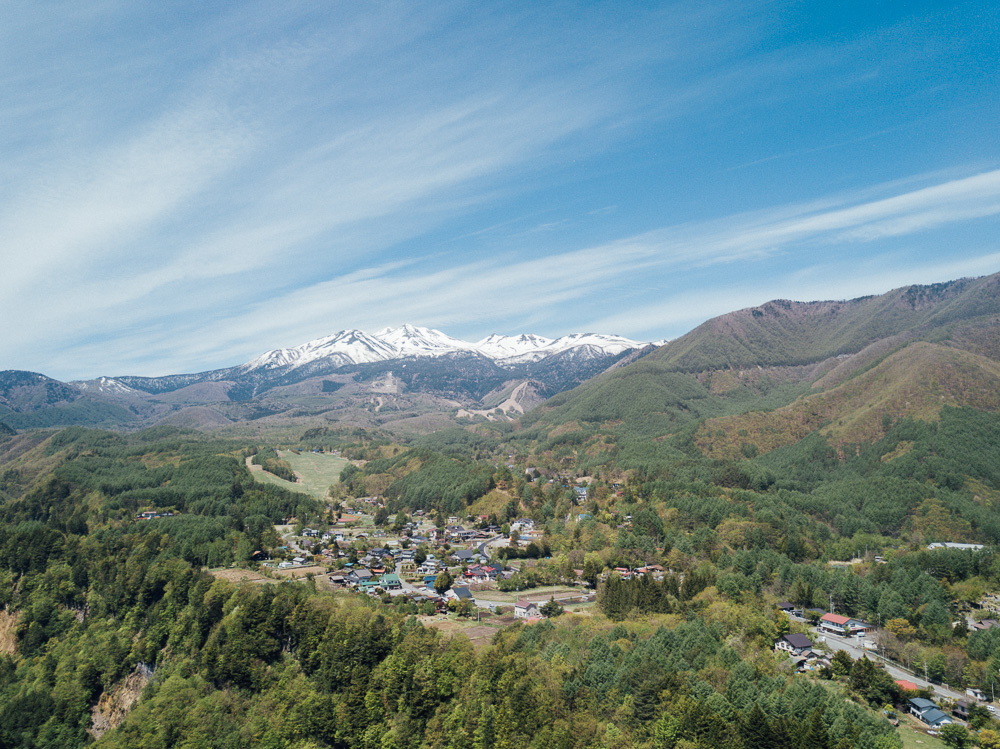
281;450;350;495
896;715;946;749
247;450;350;500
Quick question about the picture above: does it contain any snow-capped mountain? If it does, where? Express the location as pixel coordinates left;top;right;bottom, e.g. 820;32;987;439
486;333;647;365
474;333;554;360
241;329;397;371
374;325;477;358
97;325;657;406
242;325;648;372
2;327;661;429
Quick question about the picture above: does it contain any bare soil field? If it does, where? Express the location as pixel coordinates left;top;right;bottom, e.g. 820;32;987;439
208;568;274;584
0;610;18;655
418;616;502;649
271;564;328;580
473;587;583;604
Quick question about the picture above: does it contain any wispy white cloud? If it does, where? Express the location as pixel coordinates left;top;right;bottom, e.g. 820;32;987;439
2;3;996;379
152;168;1000;365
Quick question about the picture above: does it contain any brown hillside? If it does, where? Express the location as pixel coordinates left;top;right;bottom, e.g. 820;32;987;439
695;342;1000;459
650;273;1000;372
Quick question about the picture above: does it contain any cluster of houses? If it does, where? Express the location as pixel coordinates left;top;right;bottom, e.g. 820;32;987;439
607;564;666;581
773;603;1000;733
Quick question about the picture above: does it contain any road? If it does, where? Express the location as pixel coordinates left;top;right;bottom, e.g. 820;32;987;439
478;535;507;559
815;627;970;703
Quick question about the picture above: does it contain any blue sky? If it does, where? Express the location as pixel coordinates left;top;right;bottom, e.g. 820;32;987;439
2;1;998;380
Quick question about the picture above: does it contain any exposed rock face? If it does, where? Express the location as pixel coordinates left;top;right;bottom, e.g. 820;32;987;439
89;662;154;740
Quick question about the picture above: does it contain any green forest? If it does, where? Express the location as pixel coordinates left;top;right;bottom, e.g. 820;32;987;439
2;382;1000;748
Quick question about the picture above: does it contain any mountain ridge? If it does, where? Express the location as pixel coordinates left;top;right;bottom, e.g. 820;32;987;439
525;271;1000;467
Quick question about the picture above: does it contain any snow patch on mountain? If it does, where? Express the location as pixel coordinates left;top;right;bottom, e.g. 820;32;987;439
73;377;141;396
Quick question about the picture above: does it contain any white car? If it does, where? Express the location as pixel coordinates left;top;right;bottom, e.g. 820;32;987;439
988;705;997;714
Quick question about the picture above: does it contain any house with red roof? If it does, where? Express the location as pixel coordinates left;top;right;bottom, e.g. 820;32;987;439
819;613;851;634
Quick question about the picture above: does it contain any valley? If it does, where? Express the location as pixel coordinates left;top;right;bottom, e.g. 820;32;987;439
2;273;1000;748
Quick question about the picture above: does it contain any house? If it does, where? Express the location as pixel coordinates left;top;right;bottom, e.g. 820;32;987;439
908;698;938;719
847;617;872;633
894;679;919;693
966;687;987;701
776;602;796;614
446;586;474;602
971;619;1000;631
348;568;374;585
954;700;970;720
775;634;814;656
514;599;540;618
819;613;851;635
919;708;953;728
380;573;402;590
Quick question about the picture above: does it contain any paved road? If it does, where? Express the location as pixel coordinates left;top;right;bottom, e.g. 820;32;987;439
478;535;507;559
816;628;970;703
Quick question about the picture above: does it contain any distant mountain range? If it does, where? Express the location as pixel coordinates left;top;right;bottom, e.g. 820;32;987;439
6;270;1000;443
239;325;645;371
0;326;654;432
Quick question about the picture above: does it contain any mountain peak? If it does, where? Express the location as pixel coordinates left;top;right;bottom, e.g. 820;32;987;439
241;325;648;373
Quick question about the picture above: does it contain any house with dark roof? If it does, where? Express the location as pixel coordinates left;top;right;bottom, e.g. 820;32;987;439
908;698;938;719
919;708;953;728
775;634;814;656
347;568;374;585
446;586;474;602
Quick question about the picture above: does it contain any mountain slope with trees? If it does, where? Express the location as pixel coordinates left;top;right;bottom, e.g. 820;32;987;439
525;272;1000;469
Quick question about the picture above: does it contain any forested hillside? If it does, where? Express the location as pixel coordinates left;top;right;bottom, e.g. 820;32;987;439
0;425;910;748
4;273;1000;748
524;273;1000;471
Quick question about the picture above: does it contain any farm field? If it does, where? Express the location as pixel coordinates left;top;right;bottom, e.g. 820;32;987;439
473;586;583;604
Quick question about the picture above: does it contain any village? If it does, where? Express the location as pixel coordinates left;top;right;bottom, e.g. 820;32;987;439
257;501;595;624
